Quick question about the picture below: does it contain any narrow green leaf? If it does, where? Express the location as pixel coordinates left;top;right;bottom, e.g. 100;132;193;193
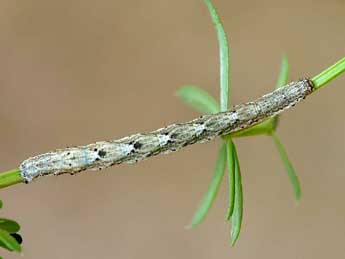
230;145;243;246
225;140;235;220
0;201;2;209
0;219;20;233
176;86;220;114
271;132;301;201
203;0;230;112
276;54;290;89
187;144;227;228
0;229;21;252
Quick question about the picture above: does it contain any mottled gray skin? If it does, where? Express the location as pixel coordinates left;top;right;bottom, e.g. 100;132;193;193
20;79;314;183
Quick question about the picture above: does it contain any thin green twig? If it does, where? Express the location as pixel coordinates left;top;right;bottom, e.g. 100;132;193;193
0;169;22;189
312;57;345;89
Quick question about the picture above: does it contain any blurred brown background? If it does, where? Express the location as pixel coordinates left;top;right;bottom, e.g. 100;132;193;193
0;0;345;258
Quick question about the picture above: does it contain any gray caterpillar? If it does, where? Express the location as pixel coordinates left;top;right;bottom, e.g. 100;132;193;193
20;79;314;183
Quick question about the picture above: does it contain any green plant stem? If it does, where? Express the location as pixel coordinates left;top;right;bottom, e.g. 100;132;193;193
0;169;22;189
312;57;345;89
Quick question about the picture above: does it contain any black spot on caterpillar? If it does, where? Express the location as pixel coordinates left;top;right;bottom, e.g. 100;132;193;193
98;150;107;158
133;142;142;149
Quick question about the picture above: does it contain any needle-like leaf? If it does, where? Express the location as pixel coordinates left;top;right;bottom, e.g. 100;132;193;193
187;144;227;228
203;0;230;111
225;140;235;220
176;85;220;114
271;132;301;201
230;145;243;246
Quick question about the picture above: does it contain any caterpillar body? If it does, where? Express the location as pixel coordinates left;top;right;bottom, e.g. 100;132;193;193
20;79;314;183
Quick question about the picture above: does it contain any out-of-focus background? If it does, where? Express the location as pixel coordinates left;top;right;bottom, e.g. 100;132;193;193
1;0;345;258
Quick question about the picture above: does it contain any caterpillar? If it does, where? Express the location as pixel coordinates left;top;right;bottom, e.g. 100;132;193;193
20;79;314;183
